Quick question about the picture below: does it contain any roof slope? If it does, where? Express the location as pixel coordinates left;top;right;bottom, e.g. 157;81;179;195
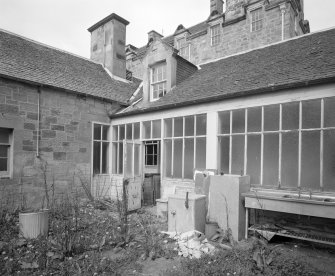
119;28;335;116
0;30;139;104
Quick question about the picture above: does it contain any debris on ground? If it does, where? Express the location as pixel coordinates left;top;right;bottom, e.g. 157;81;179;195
162;230;216;259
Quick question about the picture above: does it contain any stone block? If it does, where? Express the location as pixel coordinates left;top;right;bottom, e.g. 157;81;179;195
51;125;65;131
23;140;34;146
45;116;57;124
208;175;250;241
27;112;38;120
23;145;34;152
0;104;19;115
79;147;87;153
42;130;56;138
53;152;66;161
24;123;35;130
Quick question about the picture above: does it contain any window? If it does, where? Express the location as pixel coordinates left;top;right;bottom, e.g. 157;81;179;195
112;122;140;175
0;128;12;178
93;124;109;175
151;63;167;101
142;120;161;140
210;24;221;46
164;114;207;179
145;141;159;166
176;37;190;60
251;8;263;32
218;96;335;192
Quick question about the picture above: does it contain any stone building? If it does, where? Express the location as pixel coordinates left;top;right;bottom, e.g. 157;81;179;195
1;0;335;242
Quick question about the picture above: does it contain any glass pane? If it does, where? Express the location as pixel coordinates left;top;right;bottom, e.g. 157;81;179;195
0;158;7;171
125;143;133;177
263;134;279;186
119;125;125;140
248;107;262;132
173;139;183;178
102;125;108;140
102;142;109;174
146;155;153;166
219;136;229;175
282;102;299;130
195;137;206;169
134;144;140;176
247;135;261;184
146;144;153;155
196;114;206;136
231;135;244;175
143;121;151;139
134;123;140;139
0;128;10;143
93;142;101;174
119;142;123;174
301;131;320;190
94;124;101;140
0;145;8;158
232;109;245;134
218;111;230;134
323;130;335;191
164;140;172;177
324;97;335;127
185;116;194;136
281;132;299;188
112;126;118;141
264;105;279;131
184;138;194;179
126;124;132;140
165;119;172;138
152;120;161;138
302;99;321;129
174;117;183;137
112;143;117;174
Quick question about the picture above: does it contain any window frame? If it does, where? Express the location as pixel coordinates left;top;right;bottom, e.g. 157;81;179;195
164;114;207;180
145;141;159;166
250;7;264;32
0;128;13;179
112;122;140;175
210;24;221;46
92;123;110;175
150;63;167;101
176;36;190;60
217;97;335;192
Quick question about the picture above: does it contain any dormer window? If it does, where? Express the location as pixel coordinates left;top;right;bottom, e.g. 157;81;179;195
151;63;167;101
251;8;263;32
176;37;190;60
210;24;221;46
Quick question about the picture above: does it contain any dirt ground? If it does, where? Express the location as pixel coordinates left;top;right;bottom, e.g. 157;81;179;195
1;202;335;276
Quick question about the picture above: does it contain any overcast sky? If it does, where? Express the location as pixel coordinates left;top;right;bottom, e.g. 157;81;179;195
0;0;334;58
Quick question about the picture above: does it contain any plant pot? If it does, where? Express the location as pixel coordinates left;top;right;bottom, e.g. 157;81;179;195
19;209;49;239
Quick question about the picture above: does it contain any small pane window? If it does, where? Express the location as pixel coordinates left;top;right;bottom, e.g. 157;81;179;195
151;63;167;101
232;109;245;133
196;114;207;136
218;111;230;134
93;124;109;175
211;24;221;46
145;142;159;166
251;8;263;32
177;37;190;60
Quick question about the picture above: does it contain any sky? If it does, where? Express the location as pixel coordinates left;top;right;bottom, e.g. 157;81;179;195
0;0;334;59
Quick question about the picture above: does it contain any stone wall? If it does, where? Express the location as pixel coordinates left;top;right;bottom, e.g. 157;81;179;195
0;77;120;208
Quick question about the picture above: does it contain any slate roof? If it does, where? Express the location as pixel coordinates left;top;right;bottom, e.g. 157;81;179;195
115;28;335;117
0;29;139;104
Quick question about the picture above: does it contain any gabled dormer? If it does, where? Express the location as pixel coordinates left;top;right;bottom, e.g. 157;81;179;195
174;25;191;60
141;35;197;104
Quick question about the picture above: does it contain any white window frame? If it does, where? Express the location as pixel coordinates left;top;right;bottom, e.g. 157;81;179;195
112;122;140;175
217;97;335;192
250;7;264;32
150;63;167;102
176;37;190;60
164;114;207;180
145;141;159;166
92;123;110;175
210;24;221;46
0;128;13;179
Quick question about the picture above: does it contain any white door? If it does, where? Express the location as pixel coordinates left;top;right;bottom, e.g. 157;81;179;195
123;140;142;211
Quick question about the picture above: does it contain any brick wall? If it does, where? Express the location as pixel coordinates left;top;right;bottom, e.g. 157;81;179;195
0;77;120;208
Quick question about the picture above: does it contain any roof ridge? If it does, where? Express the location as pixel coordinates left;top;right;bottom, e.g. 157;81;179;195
199;26;335;67
0;28;100;65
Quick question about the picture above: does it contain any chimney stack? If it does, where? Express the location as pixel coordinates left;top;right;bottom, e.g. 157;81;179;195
148;30;163;43
225;0;245;22
88;13;129;80
210;0;224;15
